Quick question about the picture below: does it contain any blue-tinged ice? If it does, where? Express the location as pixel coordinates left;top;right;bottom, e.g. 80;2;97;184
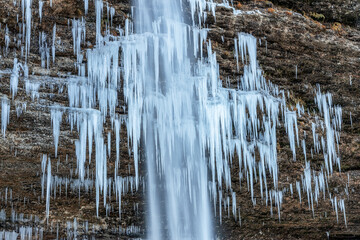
1;98;10;138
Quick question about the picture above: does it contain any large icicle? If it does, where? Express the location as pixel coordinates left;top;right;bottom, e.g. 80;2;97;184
1;98;10;138
39;0;43;22
24;0;32;61
95;0;103;45
51;108;63;157
10;58;20;99
52;24;56;63
45;158;51;220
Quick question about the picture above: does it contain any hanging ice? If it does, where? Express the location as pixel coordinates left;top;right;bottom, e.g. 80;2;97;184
50;108;63;157
72;18;86;64
285;110;299;161
25;80;40;100
41;154;47;199
95;0;103;44
126;0;214;238
23;0;32;61
46;158;51;220
1;98;10;138
37;0;346;236
84;0;88;15
39;32;50;69
10;58;20;99
4;26;10;56
52;24;56;63
39;0;43;22
315;86;342;174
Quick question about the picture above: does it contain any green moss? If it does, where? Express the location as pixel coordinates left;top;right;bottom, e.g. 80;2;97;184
310;12;325;21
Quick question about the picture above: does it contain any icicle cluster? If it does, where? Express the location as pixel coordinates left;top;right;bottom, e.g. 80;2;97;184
72;18;86;64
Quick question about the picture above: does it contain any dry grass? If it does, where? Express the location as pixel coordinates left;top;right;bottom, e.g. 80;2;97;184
267;8;275;14
331;22;342;32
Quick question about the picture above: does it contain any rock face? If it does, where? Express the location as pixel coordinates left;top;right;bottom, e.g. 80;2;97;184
205;2;360;239
0;0;359;239
271;0;360;29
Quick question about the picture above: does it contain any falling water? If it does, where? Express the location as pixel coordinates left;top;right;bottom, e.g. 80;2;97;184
122;0;345;238
131;0;212;238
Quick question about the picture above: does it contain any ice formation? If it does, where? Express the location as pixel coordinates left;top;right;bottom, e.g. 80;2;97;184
39;32;50;69
46;158;51;220
10;58;20;99
50;108;63;157
39;0;43;22
1;98;10;138
95;0;103;44
43;0;348;237
72;18;86;64
4;26;9;56
84;0;88;15
22;0;32;61
0;0;350;238
15;102;26;118
52;24;56;63
315;86;342;175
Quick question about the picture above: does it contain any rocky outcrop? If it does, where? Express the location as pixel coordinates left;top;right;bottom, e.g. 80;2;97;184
270;0;360;29
206;1;360;239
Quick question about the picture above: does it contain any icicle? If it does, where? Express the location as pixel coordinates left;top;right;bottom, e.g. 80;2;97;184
4;26;10;56
115;118;120;178
25;80;40;100
24;0;32;61
41;154;47;199
232;192;237;220
285;111;299;161
1;98;10;138
110;7;115;27
296;181;301;203
84;0;88;15
51;108;63;157
338;199;347;227
52;24;56;63
39;32;50;69
72;18;86;64
10;58;20;99
46;158;51;220
302;139;307;162
315;86;342;174
95;0;103;44
107;131;111;157
39;0;43;22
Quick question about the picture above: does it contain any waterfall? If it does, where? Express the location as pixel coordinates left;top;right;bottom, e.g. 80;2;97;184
130;0;213;239
123;0;344;238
